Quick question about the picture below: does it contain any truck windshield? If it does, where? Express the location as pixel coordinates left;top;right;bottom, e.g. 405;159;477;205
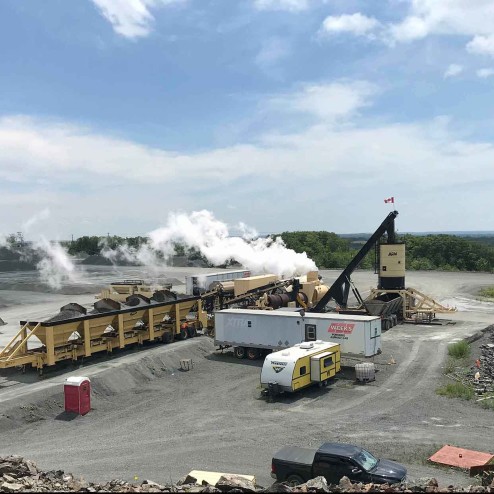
353;449;379;471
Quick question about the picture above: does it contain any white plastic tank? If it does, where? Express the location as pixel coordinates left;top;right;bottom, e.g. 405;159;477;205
355;362;376;382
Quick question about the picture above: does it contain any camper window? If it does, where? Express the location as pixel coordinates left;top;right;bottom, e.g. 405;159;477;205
300;366;307;376
323;357;333;368
305;324;316;341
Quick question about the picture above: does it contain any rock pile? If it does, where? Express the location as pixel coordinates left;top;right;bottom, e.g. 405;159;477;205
0;456;493;493
480;328;494;380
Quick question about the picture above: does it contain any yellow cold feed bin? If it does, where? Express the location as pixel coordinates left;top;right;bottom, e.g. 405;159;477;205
0;296;206;372
260;340;341;396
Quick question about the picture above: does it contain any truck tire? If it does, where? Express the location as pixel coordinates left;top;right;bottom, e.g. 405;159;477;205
286;474;304;487
246;348;260;360
187;326;197;338
234;347;246;359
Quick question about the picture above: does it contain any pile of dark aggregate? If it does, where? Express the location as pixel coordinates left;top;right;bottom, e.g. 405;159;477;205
479;326;494;381
1;456;493;493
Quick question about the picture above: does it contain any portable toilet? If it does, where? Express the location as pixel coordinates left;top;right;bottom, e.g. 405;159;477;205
64;376;91;415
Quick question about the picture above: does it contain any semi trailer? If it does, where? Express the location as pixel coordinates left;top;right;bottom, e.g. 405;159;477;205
214;308;381;359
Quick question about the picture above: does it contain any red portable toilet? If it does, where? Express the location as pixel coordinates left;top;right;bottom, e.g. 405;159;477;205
64;376;91;415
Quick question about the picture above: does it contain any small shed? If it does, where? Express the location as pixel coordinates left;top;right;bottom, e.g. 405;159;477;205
429;445;494;470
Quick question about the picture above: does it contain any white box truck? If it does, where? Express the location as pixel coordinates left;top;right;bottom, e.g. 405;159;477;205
214;308;381;359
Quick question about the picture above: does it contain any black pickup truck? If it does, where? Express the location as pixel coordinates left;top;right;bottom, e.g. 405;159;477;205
271;443;407;486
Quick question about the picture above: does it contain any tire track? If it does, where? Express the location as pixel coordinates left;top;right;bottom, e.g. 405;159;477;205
286;338;422;414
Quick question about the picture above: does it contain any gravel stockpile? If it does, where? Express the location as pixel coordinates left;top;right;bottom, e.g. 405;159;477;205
480;327;494;380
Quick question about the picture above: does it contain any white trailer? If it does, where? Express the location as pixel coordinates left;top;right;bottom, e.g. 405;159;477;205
260;341;341;395
214;308;381;359
185;270;251;296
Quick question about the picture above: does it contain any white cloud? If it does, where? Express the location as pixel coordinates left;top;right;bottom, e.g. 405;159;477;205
0;83;374;188
389;1;494;41
255;37;290;69
467;34;494;57
253;0;309;12
90;0;184;39
444;64;463;78
388;15;429;43
321;2;494;50
321;13;381;38
269;81;376;122
477;67;494;78
3;80;494;235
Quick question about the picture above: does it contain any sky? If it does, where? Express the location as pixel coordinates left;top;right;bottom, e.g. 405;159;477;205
1;0;494;240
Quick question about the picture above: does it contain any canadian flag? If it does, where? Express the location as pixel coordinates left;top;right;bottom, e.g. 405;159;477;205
384;197;394;204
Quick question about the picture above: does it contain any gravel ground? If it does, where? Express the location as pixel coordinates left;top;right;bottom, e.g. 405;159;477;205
1;269;494;488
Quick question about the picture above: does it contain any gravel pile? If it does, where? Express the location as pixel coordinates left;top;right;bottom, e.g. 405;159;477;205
480;328;494;380
0;456;493;493
44;309;86;323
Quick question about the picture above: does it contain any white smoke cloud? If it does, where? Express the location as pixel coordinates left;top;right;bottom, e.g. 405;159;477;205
4;209;316;289
100;210;317;277
34;237;80;290
148;210;317;277
1;211;82;289
100;241;164;277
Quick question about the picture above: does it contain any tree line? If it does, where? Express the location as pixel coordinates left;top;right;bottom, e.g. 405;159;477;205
279;232;494;272
63;236;217;266
63;232;494;273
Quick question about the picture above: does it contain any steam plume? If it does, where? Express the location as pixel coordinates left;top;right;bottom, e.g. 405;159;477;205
34;237;80;290
22;208;51;232
146;210;317;277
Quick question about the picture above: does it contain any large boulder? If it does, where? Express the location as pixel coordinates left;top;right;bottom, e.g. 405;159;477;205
215;473;258;493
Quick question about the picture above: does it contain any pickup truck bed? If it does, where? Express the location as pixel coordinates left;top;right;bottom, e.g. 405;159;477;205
272;446;315;481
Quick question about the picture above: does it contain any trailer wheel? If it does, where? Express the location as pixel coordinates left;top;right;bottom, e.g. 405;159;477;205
246;348;260;360
234;347;246;359
177;328;188;340
162;332;174;344
286;474;304;487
